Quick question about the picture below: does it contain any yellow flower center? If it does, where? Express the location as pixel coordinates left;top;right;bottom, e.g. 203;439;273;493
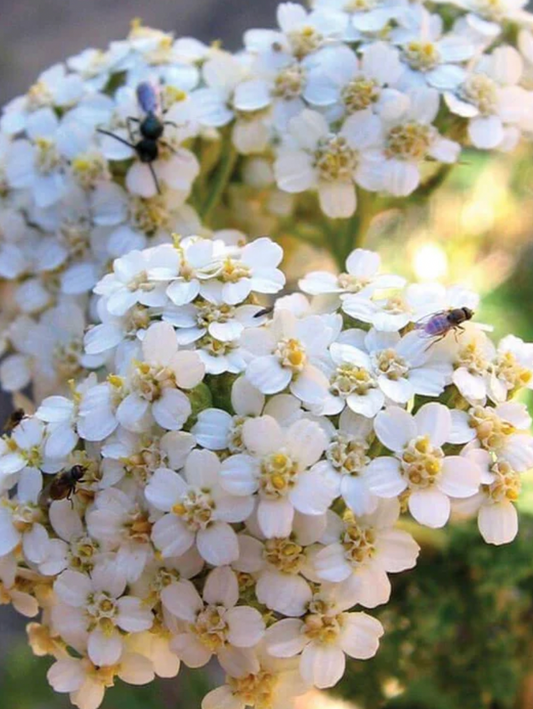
131;194;171;235
342;516;376;564
468;405;516;452
275;337;307;372
460;74;498;116
386;122;434;161
327;434;370;476
330;363;377;397
400;435;444;489
71;153;110;189
403;41;441;71
315;135;358;181
273;64;306;99
263;537;305;573
228;670;277;709
172;489;214;530
260;452;299;498
131;361;176;401
374;348;409;380
288;26;323;59
492;351;532;394
34;138;62;174
304;612;342;644
486;461;521;503
342;77;380;113
192;605;228;651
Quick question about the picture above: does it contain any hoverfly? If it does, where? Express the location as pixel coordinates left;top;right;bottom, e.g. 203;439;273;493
42;465;87;504
3;408;26;433
416;307;474;346
97;81;177;194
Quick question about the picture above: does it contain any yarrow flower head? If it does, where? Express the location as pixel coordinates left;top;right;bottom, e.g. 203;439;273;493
0;235;530;709
0;1;532;706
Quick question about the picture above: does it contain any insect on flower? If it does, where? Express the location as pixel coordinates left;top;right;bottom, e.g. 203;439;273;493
416;307;474;346
97;81;178;194
42;465;87;504
3;407;26;432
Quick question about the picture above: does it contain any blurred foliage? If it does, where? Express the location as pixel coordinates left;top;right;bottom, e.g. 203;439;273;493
334;513;533;709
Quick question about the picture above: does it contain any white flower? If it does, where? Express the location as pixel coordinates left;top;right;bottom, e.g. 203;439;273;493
116;322;204;432
53;561;153;666
274;108;384;217
487;334;533;403
453;449;520;545
299;247;405;303
311;409;377;515
147;449;253;565
6;108;92;208
370;87;460;197
47;652;154;709
265;591;383;688
393;8;474;90
220;416;334;538
0;468;51;563
162;566;265;675
242;309;337;405
321;327;451;416
304;42;407;122
444;47;530;150
202;653;307;709
450;402;533;472
86;488;153;582
366;404;481;527
313;499;419;607
1;63;85;135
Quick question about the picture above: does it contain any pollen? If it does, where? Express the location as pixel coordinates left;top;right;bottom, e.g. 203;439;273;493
386;121;434;161
342;77;380;113
400;435;444;489
403;41;441;71
275;337;308;373
315;135;358;182
273;64;306;100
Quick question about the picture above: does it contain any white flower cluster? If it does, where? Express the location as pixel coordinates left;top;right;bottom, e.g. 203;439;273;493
1;1;533;398
0;240;532;709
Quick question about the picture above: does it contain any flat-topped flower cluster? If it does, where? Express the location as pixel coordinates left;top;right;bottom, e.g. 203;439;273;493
1;0;533;399
0;240;532;709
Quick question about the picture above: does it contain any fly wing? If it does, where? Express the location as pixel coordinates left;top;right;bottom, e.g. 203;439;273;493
137;81;160;114
413;310;448;336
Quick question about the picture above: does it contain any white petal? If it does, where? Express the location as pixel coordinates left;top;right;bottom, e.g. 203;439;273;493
197;522;239;565
88;628;122;667
478;501;518;545
374;407;416;451
408;488;450;528
300;643;345;689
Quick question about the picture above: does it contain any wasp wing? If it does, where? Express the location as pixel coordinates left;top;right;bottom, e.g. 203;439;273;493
136;81;160;114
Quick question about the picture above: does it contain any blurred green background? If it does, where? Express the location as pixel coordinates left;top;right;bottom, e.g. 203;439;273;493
2;1;533;708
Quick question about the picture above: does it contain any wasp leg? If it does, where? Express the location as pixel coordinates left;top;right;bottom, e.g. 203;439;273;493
148;162;162;195
126;116;140;142
159;140;178;154
97;129;136;150
163;120;178;128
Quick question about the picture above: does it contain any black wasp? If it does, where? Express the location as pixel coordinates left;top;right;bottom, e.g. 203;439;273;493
97;82;177;194
44;465;87;504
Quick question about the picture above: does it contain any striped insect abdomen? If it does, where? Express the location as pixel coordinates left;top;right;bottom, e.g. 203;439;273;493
424;313;450;336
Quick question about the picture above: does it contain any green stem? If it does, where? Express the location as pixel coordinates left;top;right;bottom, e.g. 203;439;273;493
200;137;237;224
331;189;377;270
